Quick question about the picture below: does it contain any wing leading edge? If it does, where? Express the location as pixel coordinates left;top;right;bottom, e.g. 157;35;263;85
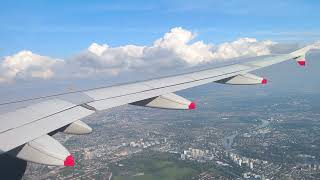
0;43;318;166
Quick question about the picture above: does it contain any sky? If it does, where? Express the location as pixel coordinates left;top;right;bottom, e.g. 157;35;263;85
1;0;320;57
0;0;320;100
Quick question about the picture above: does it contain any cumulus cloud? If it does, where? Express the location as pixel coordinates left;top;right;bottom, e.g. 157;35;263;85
69;27;276;75
211;38;275;59
88;43;109;56
0;51;61;82
0;27;277;82
65;43;146;77
148;28;275;64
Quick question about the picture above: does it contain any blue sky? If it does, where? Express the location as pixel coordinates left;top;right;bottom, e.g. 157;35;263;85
0;0;319;103
1;0;320;58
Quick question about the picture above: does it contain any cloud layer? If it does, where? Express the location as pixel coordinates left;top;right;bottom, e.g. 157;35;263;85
0;27;277;83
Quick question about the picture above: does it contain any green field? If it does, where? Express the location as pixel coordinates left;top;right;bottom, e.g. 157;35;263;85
110;152;199;180
110;151;242;180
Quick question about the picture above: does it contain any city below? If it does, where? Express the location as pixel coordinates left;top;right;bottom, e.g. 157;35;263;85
23;86;320;180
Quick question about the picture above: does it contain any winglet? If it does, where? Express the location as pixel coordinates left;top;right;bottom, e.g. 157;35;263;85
294;55;306;67
297;59;306;66
290;42;320;57
290;42;320;67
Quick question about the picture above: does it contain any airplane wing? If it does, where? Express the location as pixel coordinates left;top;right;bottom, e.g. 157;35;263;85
0;44;318;166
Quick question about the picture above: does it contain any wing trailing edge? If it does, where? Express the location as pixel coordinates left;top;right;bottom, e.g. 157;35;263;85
290;43;320;67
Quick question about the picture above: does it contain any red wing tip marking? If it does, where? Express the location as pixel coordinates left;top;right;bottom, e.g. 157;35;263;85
297;60;306;66
188;102;196;110
261;79;267;84
64;155;75;166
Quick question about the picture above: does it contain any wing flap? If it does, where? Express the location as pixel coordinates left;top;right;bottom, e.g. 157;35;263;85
0;99;76;133
84;83;151;100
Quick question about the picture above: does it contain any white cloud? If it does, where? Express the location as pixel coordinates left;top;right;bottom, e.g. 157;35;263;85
0;27;277;83
150;27;215;64
74;27;276;71
211;38;275;60
0;51;60;82
88;43;109;56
